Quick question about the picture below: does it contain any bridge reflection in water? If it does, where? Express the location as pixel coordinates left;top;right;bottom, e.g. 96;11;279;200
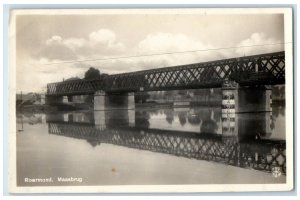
46;109;286;175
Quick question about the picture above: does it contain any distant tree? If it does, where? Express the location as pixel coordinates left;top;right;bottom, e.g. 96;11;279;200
83;68;109;104
187;114;201;125
178;112;187;126
65;77;81;81
164;110;174;124
100;73;109;79
84;67;101;80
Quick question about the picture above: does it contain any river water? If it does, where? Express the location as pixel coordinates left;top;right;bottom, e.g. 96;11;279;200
16;104;286;186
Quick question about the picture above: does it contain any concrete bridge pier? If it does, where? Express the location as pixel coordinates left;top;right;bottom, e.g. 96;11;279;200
93;91;135;129
222;111;272;141
62;96;69;103
221;81;272;140
63;113;69;122
94;110;106;130
221;81;272;114
94;109;135;129
128;110;135;127
94;90;135;111
40;94;46;104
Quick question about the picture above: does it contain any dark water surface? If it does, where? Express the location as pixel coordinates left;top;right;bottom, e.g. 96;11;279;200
16;104;286;186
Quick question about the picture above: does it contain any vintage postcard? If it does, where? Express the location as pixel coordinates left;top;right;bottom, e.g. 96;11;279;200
9;8;294;193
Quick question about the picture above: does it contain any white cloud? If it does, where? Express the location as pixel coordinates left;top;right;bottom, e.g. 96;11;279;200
136;32;284;67
129;32;213;70
137;32;211;54
41;31;284;73
45;35;63;45
234;32;283;57
17;57;86;93
41;29;126;61
88;29;125;52
122;32;226;71
19;31;285;93
100;32;284;74
63;37;86;50
79;32;285;74
89;29;116;44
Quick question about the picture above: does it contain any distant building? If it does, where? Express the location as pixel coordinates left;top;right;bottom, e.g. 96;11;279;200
16;93;45;105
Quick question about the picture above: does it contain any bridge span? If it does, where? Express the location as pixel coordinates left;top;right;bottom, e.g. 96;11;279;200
45;51;285;112
47;51;284;95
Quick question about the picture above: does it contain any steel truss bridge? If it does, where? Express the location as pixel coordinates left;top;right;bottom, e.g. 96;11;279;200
48;121;286;175
47;51;285;96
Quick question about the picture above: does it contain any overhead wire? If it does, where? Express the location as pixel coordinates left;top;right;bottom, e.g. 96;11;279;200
43;42;290;65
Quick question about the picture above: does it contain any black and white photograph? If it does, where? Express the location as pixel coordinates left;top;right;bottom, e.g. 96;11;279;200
9;8;294;193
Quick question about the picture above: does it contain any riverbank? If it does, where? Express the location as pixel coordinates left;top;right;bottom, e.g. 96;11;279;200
17;101;221;113
16;99;285;114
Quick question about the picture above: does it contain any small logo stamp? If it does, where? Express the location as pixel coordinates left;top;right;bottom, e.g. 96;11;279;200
271;167;282;178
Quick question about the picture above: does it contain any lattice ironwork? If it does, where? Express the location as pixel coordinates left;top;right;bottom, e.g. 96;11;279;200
47;79;105;96
46;51;285;96
48;122;286;174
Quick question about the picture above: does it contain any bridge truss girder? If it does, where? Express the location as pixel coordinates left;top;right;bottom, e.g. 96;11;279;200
46;51;285;96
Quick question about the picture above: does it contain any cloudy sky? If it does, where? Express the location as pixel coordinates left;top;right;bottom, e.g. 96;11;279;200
15;12;284;93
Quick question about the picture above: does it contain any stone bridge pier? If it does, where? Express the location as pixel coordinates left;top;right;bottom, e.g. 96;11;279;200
221;81;272;140
94;90;135;111
94;109;136;130
93;91;136;130
221;80;272;114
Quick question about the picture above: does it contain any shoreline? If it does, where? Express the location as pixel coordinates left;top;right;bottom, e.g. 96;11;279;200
16;100;285;114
